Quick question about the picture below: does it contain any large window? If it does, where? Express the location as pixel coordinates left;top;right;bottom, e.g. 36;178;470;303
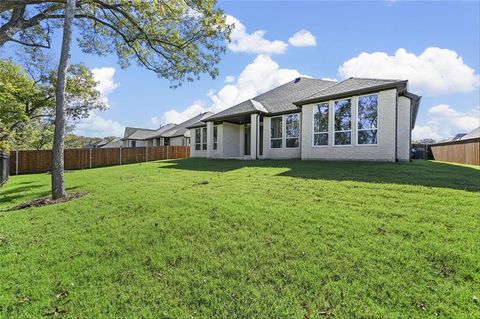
286;114;300;148
195;128;201;150
271;117;282;148
357;94;378;145
163;137;170;146
334;99;352;145
313;102;329;146
213;126;218;150
270;114;300;148
202;127;207;150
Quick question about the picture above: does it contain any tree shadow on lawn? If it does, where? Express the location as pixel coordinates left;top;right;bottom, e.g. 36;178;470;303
0;185;85;211
159;159;480;192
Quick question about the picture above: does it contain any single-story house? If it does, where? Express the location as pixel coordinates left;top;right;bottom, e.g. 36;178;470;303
187;77;421;162
122;112;213;147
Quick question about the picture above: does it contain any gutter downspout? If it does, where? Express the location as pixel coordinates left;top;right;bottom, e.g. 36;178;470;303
395;92;398;162
256;113;260;160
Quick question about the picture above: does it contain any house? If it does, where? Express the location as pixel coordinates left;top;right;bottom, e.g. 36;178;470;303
460;127;479;141
187;77;421;162
122;112;213;147
99;137;123;148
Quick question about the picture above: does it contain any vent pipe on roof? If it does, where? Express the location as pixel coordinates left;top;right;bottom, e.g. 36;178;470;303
294;77;301;83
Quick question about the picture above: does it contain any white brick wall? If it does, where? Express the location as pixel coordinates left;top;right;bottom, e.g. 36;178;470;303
301;89;399;162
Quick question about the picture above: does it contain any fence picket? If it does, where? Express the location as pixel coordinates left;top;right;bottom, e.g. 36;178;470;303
9;146;190;175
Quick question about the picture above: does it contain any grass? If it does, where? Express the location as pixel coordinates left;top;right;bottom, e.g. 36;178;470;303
0;159;479;318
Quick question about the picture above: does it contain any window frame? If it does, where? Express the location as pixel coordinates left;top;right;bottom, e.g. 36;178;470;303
270;116;283;149
356;93;379;146
269;113;301;149
312;102;330;147
195;128;201;150
201;127;207;150
285;113;300;149
213;125;218;150
333;98;352;147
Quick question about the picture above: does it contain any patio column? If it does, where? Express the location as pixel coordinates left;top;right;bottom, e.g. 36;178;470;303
250;113;259;159
206;121;214;158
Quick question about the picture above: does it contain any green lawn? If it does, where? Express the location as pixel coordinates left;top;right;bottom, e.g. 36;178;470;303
0;159;479;318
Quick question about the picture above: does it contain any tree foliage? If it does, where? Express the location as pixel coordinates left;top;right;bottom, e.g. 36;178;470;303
0;58;105;151
1;0;232;87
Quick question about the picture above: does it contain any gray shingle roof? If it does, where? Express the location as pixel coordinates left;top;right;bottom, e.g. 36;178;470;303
461;127;480;140
100;138;123;148
295;78;407;104
146;123;178;139
206;77;337;121
161;112;213;137
123;127;157;140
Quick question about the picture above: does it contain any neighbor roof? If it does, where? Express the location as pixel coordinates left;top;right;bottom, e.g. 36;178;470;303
146;123;178;139
100;138;123;148
205;77;337;121
461;127;480;140
123;127;156;140
161;112;213;138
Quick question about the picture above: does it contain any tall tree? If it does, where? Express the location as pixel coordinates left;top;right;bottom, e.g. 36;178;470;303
1;0;231;199
51;0;75;199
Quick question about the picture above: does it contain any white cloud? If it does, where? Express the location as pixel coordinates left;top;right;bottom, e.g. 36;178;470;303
288;30;317;47
321;77;338;82
338;47;480;95
224;75;236;83
412;104;479;140
210;54;307;112
162;101;209;124
91;67;120;96
226;15;288;55
158;54;307;124
74;111;125;137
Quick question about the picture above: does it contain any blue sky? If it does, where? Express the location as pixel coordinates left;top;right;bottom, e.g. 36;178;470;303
2;0;479;140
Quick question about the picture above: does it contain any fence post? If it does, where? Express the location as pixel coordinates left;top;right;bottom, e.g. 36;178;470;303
145;144;148;162
89;148;92;169
166;147;169;160
119;147;122;165
15;150;19;175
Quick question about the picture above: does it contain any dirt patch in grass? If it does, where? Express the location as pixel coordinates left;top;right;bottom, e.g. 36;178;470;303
8;192;86;211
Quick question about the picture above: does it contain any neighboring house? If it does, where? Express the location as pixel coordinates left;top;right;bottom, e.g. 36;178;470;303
99;137;123;148
122;127;158;147
122;112;213;147
187;77;421;162
460;127;479;140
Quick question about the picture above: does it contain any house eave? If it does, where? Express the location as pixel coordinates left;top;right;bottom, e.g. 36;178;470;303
293;81;408;106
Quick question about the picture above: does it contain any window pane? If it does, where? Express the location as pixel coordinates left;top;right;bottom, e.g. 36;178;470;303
358;95;378;129
334;99;351;131
202;127;207;143
314;133;328;146
271;139;282;148
286;113;300;138
358;130;377;144
314;103;329;133
335;132;351;145
213;126;217;143
195;144;201;150
271;117;282;138
195;129;201;143
286;138;299;148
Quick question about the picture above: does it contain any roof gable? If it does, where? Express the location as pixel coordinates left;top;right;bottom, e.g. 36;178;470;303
206;77;337;121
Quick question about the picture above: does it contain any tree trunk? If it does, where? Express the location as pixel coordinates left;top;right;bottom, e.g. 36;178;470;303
51;0;75;199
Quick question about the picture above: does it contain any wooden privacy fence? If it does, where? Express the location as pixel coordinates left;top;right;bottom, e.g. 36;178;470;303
430;138;480;166
9;146;190;175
